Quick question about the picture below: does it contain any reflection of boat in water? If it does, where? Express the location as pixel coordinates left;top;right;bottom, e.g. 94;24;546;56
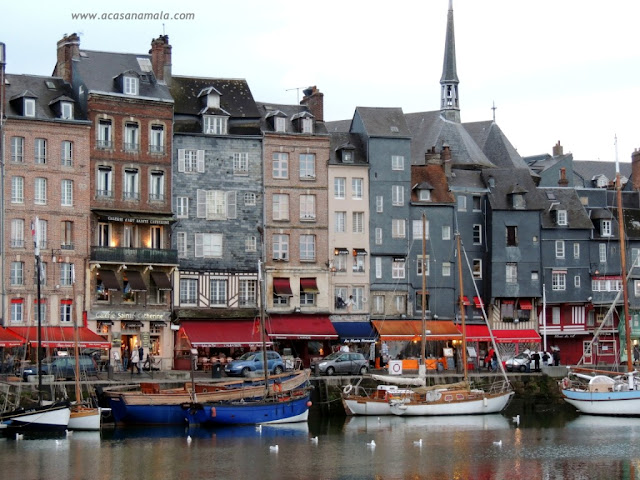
567;414;640;429
106;422;309;440
343;413;511;433
343;415;406;433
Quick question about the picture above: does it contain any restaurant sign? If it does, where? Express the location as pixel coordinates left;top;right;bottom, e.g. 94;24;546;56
89;310;171;322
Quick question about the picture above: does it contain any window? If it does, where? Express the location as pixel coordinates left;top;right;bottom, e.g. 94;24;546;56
233;152;249;174
348;178;364;200
24;98;35;117
442;225;451;240
35;177;47;204
244;192;256;206
392;260;405;279
123;76;138;95
272;194;290;221
512;194;525;209
245;236;257;252
273;234;289;261
333;252;347;272
412;220;429;241
352;287;364;311
37;263;48;286
176;232;187;258
419;190;431;201
391;155;404;170
300;235;316;261
457;195;467;211
210;279;227;306
61;179;73;206
300;195;316;221
195;233;223;258
335;212;346;233
335;287;348;309
34;138;47;164
376;196;384;213
601;220;612;237
635;280;640;297
61;141;73;166
150;125;165;153
506;226;518;246
11;300;23;323
149;171;165;201
506;263;517;283
301;118;313;134
473;259;482;279
150;225;162;249
392;219;406;238
574;275;581;288
473;224;482;245
552;272;566;291
176;197;189;218
10;261;24;285
352;212;364;233
60;102;73;120
98;223;110;247
300;291;315;306
599;244;606;263
373;295;384;314
239;280;257;307
342;150;353;163
97;119;112;149
375;257;382;279
417;255;429;276
473;195;481;212
97;166;112;197
180;278;197;305
375;227;383;245
274;291;289;306
573;243;580;259
36;219;47;249
122;224;138;248
555;240;565;259
353;255;365;273
392;185;404;206
416;291;429;312
61;221;73;250
11;219;24;248
394;295;406;314
334;177;346;199
11;176;24;203
274;117;286;133
442;262;451;277
299;154;315;179
557;210;568;226
34;302;47;324
178;149;205;173
124;122;139;152
273;152;289;179
11;137;24;163
121;169;139;201
60;263;74;286
60;301;72;323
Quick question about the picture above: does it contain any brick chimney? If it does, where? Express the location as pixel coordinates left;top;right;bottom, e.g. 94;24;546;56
558;167;569;186
552;141;563;157
55;33;80;84
632;148;640;191
441;144;452;178
150;35;172;85
300;86;323;122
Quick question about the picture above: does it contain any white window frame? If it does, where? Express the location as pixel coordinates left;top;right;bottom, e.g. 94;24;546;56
419;190;431;201
392;219;406;238
442;225;451;240
233;152;249;174
334;178;346;199
573;242;580;259
391;155;404;170
273;234;289;261
273;152;289;179
34;177;47;205
178;149;205;173
24;98;35;117
272;194;290;221
97;166;112;197
457;195;467;211
442;262;451;277
392;260;406;279
98;119;112;149
180;278;197;305
417;255;429;276
195;233;223;258
375;257;382;279
176;197;189;218
473;224;482;245
11;136;24;163
373;295;384;314
61;141;73;166
299;153;316;179
245;235;257;252
60;263;74;286
601;219;612;237
335;212;346;233
150;125;165;153
352;212;364;233
412;220;429;241
123;169;139;200
10;261;24;285
177;232;187;258
60;302;72;323
552;272;566;291
301;117;313;134
506;263;517;283
274;116;286;133
300;195;316;221
557;210;568;226
375;227;383;245
239;280;257;307
11;219;24;248
203;115;228;135
210;279;227;306
34;138;47;164
574;275;581;288
555;240;565;259
61;179;73;206
376;195;383;213
244;192;256;206
149;171;165;201
123;76;138;95
300;235;316;262
392;185;404;206
472;259;482;279
11;301;23;323
11;176;24;203
352;178;363;200
599;243;607;263
124;122;139;152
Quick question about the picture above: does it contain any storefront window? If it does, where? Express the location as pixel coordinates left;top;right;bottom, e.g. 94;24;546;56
96;279;109;301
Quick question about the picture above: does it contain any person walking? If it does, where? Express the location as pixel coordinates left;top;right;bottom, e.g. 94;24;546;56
130;345;140;374
123;345;130;371
138;345;144;374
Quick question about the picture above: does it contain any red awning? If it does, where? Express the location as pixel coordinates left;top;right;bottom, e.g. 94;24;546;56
273;278;293;296
458;325;541;343
372;320;462;341
180;320;269;348
519;300;533;310
0;328;25;347
473;296;484;309
502;300;515;305
462;296;472;306
266;315;338;340
300;278;319;293
8;327;111;348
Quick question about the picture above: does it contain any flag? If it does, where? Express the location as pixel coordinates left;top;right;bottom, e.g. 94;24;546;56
32;217;40;256
252;317;261;335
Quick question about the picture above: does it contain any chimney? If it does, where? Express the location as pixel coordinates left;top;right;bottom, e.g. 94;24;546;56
300;86;323;122
558;167;569;186
150;35;172;85
55;33;80;84
441;144;452;178
632;148;640;191
552;141;563;157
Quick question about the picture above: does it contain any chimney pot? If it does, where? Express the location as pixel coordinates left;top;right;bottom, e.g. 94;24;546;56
300;86;323;122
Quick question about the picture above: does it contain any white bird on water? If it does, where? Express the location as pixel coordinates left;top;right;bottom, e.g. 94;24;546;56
493;440;502;447
270;445;279;453
310;436;319;444
66;429;73;436
366;440;376;448
512;415;520;425
15;433;23;440
256;425;262;433
413;439;423;447
187;435;192;445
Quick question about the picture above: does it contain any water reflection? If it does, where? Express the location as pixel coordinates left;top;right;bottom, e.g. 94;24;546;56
2;409;640;480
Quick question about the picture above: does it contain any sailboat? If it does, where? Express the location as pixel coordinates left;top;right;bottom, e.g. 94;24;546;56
184;259;312;426
561;144;640;416
1;218;71;433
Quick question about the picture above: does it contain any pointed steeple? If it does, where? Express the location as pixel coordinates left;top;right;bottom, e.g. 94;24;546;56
440;0;460;123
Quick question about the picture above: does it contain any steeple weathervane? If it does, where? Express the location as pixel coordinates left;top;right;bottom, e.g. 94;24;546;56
440;0;460;123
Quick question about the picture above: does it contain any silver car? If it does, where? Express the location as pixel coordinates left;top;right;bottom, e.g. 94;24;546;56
312;352;369;376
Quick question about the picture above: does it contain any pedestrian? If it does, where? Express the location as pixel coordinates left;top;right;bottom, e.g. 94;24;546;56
531;351;541;372
381;341;389;368
138;345;144;374
123;345;129;371
491;350;498;372
552;348;560;366
542;351;550;366
634;345;640;366
487;348;495;371
130;345;140;373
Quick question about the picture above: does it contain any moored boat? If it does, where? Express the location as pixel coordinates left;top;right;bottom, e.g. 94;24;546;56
1;401;71;433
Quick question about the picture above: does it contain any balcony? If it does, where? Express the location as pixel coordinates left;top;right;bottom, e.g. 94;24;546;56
91;246;178;265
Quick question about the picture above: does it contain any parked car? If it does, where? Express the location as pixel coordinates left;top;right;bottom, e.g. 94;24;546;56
505;352;531;372
22;355;99;381
312;352;369;376
224;351;285;377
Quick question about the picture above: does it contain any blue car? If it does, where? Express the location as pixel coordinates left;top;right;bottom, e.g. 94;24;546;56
224;351;285;377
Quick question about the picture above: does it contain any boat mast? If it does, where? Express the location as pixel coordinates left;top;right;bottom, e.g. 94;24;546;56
33;217;43;404
456;232;468;383
73;264;82;407
615;137;632;372
258;259;269;396
420;213;427;377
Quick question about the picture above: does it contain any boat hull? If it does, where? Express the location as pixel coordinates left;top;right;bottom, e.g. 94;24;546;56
389;390;514;416
562;388;640;416
108;397;190;425
343;397;394;416
187;394;311;426
68;407;108;430
1;403;71;433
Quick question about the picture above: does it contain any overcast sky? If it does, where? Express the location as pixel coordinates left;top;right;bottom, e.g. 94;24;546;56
3;0;639;163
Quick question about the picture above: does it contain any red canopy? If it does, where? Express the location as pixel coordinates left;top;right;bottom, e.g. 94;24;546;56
459;325;541;343
180;320;269;347
0;328;25;347
8;327;111;348
266;315;338;340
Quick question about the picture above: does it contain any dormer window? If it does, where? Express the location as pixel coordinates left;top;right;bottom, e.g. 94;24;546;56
61;102;73;120
203;115;228;135
512;194;525;209
275;117;286;133
557;210;568;226
342;150;353;163
419;190;431;201
601;219;612;237
24;98;35;117
302;118;313;134
124;76;138;95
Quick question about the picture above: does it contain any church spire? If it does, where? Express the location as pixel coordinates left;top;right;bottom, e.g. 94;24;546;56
440;0;460;123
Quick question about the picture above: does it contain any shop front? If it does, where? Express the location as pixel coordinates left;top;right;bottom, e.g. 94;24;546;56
458;324;542;368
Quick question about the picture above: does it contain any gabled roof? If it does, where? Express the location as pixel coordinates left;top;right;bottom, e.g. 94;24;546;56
171;76;259;117
256;102;328;135
483;169;548;211
463;120;532;171
539;188;593;229
329;132;367;165
354;107;411;138
4;74;86;120
572;160;631;188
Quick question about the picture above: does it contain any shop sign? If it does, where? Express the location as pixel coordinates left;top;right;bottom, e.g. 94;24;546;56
89;310;171;322
141;332;151;349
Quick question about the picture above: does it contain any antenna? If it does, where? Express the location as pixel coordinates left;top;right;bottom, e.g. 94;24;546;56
286;86;306;104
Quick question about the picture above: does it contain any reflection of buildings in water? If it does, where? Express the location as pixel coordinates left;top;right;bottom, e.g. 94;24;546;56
343;414;511;436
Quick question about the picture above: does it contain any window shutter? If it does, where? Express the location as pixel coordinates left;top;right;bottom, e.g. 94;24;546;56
226;191;237;219
178;149;185;172
196;190;206;218
195;233;203;257
197;150;205;173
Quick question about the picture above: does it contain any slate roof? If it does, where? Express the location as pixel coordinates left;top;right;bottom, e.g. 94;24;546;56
621;208;640;241
448;168;486;190
4;74;87;121
354;107;411;138
411;164;455;204
256;102;328;135
463;120;532;171
572;160;631;188
73;49;172;102
483;168;548;211
325;119;351;133
329;132;367;165
538;188;594;230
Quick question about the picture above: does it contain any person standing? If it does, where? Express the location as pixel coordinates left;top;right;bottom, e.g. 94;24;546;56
531;351;541;372
123;345;130;371
552;347;560;366
381;341;389;368
138;345;144;374
130;346;140;373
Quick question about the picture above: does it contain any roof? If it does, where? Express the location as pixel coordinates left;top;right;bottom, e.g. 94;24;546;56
539;188;594;230
256;102;328;135
463;120;533;171
483;168;549;211
171;76;260;118
573;160;632;188
329;132;367;165
410;163;455;203
354;107;411;138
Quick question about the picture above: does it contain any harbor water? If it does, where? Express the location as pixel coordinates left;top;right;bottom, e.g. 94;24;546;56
3;404;640;480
